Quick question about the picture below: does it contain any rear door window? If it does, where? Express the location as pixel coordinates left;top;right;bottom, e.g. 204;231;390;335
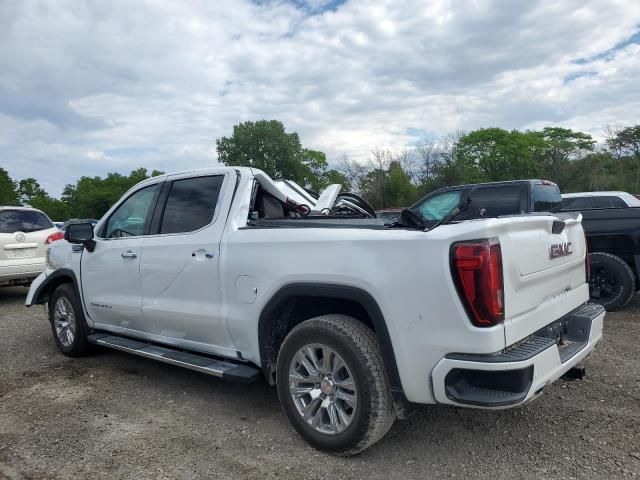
0;210;53;233
591;196;627;208
466;185;523;217
533;183;562;211
560;197;594;211
159;175;225;234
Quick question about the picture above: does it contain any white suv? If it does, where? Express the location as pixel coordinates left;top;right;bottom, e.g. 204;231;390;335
0;206;62;287
561;191;640;209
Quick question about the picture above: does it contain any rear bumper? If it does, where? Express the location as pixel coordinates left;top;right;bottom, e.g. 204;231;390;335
0;260;45;284
431;303;605;408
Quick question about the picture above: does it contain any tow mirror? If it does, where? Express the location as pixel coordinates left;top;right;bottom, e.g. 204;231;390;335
64;222;96;252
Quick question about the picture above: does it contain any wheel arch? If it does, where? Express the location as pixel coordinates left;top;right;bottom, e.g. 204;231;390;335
258;283;404;400
29;268;80;306
586;233;639;287
588;251;636;310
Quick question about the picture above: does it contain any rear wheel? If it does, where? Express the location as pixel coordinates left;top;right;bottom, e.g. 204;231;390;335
588;252;636;311
49;283;92;356
276;315;396;456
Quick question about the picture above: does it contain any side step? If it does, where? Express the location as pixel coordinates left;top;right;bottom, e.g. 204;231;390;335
87;333;260;383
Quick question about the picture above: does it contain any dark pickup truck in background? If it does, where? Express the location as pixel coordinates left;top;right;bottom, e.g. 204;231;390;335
559;203;640;310
410;180;639;311
410;179;562;222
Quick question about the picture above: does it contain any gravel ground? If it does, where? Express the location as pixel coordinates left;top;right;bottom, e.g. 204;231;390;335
1;286;639;480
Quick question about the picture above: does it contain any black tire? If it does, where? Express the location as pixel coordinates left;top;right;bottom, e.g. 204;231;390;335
48;283;92;356
589;252;636;311
276;315;396;456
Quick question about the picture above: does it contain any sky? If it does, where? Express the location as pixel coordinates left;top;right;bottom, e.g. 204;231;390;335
1;0;639;197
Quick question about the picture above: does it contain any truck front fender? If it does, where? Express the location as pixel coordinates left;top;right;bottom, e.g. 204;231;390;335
26;268;80;307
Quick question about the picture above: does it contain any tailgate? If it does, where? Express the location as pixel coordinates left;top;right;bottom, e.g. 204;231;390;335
497;215;589;345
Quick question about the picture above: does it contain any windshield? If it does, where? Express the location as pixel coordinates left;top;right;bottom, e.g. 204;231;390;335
0;210;53;233
533;183;562;211
412;190;461;221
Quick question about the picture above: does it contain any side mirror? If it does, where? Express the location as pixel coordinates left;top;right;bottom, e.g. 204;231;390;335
64;222;96;252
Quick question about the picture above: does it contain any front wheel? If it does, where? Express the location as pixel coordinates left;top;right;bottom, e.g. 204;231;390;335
588;252;636;311
276;315;396;456
48;283;92;356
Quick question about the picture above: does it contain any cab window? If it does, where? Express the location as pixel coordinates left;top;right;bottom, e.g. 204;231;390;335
159;175;224;234
103;184;160;238
415;190;461;220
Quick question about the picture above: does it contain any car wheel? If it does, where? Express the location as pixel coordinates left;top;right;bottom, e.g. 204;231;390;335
49;283;92;356
276;314;396;456
589;252;636;311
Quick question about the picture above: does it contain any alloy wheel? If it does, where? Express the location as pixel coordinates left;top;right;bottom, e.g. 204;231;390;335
288;344;357;435
589;266;621;301
53;297;76;347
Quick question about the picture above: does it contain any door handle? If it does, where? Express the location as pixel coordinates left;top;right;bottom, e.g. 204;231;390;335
191;249;214;259
121;250;137;259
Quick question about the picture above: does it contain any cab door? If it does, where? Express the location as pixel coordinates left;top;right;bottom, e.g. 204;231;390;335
139;173;235;356
81;182;161;331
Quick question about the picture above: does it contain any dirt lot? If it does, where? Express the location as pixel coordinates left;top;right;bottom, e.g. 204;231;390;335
1;287;639;480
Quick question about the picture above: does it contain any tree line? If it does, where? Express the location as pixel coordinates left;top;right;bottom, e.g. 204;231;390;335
339;124;640;209
0;168;164;221
1;121;639;219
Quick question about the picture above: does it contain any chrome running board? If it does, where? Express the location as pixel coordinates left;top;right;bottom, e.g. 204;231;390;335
87;333;260;382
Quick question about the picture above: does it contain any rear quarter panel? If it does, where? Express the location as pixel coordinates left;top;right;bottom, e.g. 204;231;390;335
220;222;515;404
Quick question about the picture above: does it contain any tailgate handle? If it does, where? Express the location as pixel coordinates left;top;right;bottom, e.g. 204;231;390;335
552;220;565;234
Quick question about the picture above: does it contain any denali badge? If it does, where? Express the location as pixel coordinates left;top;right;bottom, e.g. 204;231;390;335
549;242;573;259
90;302;112;309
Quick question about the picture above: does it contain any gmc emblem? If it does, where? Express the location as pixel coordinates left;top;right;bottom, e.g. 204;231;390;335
549;242;573;259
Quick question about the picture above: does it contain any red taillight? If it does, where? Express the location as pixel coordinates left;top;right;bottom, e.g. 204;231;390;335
451;239;504;327
45;231;65;244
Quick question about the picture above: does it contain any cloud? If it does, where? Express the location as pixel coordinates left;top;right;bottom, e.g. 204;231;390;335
1;0;639;196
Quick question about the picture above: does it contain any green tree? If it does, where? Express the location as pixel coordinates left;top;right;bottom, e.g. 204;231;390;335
342;150;419;209
300;149;329;191
30;195;71;220
216;120;336;190
454;128;543;182
607;125;640;192
0;167;19;205
533;127;595;184
560;152;619;192
607;125;640;158
62;168;164;219
384;161;417;208
17;178;47;205
216;120;306;181
298;149;351;191
323;169;350;191
15;177;71;220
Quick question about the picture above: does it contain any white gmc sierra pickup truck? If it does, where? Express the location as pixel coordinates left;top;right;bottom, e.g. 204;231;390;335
26;167;604;455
